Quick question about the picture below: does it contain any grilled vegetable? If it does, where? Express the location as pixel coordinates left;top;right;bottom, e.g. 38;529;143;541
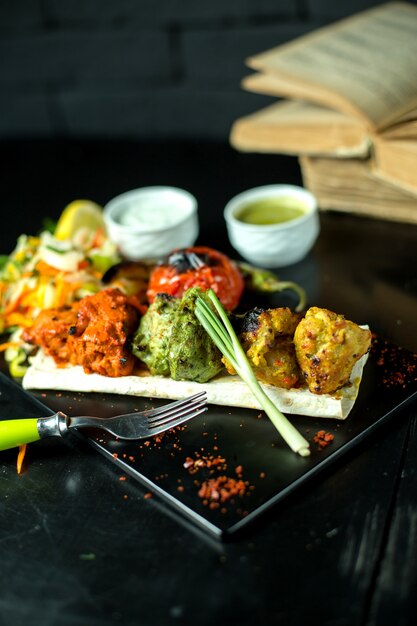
237;262;307;312
146;246;244;311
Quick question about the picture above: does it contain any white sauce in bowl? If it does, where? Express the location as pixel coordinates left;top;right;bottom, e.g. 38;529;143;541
118;200;182;229
103;186;199;259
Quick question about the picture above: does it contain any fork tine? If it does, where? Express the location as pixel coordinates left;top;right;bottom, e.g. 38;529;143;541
147;405;207;436
147;395;207;428
145;391;207;423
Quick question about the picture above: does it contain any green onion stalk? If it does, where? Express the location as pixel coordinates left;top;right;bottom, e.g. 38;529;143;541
195;290;310;457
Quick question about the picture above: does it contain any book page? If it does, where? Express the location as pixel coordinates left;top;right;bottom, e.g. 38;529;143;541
372;139;417;193
230;100;370;156
247;3;417;130
242;73;374;126
380;108;417;139
300;156;417;223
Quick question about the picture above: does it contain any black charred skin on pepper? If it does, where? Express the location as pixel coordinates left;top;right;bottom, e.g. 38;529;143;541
240;308;265;334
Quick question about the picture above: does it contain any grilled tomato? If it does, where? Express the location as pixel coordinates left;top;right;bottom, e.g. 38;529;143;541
146;246;244;311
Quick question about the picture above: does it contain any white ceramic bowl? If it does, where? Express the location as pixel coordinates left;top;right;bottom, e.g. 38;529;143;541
103;186;199;260
224;184;320;268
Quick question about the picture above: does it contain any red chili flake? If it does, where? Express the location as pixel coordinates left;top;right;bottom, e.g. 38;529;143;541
112;453;118;459
313;430;334;449
119;476;126;481
144;492;153;499
372;334;417;389
198;476;249;504
183;453;227;474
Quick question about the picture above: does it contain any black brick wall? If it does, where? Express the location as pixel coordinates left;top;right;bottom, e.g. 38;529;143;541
0;0;414;141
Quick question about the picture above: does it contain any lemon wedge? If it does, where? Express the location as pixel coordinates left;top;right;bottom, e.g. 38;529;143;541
54;200;105;240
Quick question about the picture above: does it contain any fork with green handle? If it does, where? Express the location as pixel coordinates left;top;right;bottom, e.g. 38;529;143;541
0;391;207;451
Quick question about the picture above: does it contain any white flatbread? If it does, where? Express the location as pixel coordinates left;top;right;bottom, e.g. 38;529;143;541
22;349;369;420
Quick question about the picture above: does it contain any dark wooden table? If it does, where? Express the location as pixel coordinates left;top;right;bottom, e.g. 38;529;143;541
1;140;416;626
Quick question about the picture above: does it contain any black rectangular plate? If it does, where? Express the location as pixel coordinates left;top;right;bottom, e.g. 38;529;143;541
2;336;417;539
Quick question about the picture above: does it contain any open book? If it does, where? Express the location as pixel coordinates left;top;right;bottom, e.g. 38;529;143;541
299;155;417;224
230;2;417;193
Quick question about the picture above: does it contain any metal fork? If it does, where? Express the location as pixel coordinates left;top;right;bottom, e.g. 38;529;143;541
0;391;208;451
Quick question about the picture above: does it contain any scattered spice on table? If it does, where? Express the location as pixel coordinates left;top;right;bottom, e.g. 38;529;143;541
313;430;334;449
183;452;227;474
198;475;249;509
372;333;417;389
182;446;253;515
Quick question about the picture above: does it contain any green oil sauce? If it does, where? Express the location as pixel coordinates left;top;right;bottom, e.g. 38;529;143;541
236;196;307;225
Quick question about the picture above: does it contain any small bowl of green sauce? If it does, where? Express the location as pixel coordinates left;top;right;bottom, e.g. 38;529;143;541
224;184;319;268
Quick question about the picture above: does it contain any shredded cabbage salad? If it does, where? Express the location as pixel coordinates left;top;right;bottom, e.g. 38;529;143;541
0;224;120;373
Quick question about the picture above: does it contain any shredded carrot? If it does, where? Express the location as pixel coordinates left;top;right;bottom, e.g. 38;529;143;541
5;312;34;328
17;444;27;474
34;260;61;277
4;293;25;315
21;289;44;309
53;276;66;308
89;269;103;280
92;228;106;248
0;341;20;352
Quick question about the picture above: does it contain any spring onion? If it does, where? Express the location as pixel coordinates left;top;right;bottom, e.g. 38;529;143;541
195;289;310;457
